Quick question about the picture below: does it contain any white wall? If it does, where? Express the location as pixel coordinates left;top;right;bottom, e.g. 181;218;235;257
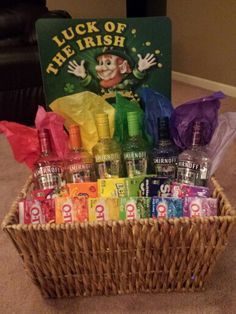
167;0;236;86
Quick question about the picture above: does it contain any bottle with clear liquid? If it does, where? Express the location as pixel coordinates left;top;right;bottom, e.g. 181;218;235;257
65;124;96;183
151;117;179;179
92;113;122;179
33;129;64;190
177;121;210;186
123;111;149;177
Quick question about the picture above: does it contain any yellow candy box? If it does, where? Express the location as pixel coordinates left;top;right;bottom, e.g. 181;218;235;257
98;178;126;197
88;198;120;222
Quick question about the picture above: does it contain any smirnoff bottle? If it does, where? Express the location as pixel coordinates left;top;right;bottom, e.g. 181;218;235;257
33;129;64;190
123;111;149;177
65;124;96;183
176;121;210;186
151;117;179;179
92;113;122;179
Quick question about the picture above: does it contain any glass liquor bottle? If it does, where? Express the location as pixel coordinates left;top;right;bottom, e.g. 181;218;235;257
65;124;96;183
176;121;210;186
123;111;149;177
151;117;179;179
33;129;64;190
92;113;122;179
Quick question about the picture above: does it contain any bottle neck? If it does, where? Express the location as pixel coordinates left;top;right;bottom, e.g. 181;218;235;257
69;131;82;151
39;130;52;156
127;115;140;138
71;147;83;153
191;122;202;148
158;138;172;146
158;117;171;143
97;123;111;139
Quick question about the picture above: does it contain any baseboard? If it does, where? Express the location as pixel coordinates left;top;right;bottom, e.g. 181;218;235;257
172;71;236;98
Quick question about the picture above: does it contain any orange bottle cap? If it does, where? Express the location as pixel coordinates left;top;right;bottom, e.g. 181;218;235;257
69;124;81;149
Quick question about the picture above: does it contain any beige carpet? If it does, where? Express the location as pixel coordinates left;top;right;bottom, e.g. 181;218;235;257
1;80;236;314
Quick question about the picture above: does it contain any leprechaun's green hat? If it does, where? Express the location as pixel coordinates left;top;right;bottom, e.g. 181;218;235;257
96;47;134;67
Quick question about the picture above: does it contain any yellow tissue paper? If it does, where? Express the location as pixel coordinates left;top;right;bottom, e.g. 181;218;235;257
49;91;115;153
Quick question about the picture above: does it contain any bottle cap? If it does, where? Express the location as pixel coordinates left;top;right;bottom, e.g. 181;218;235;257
69;124;81;149
38;129;51;154
69;124;80;133
157;117;169;128
157;117;170;140
127;111;139;136
38;129;50;139
95;113;109;124
192;120;202;146
127;111;138;121
193;120;202;131
95;113;110;139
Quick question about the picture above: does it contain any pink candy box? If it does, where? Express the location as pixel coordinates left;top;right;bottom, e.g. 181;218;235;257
19;198;55;224
171;182;210;198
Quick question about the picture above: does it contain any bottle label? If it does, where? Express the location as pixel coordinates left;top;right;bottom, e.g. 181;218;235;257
67;162;94;183
35;165;62;175
124;151;147;177
178;160;200;170
95;153;120;163
34;165;63;189
95;153;121;179
177;160;200;185
153;156;177;178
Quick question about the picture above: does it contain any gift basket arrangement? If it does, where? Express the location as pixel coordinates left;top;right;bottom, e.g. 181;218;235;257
1;90;236;298
1;17;236;298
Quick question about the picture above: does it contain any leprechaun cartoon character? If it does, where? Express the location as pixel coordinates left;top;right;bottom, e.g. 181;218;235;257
67;48;156;93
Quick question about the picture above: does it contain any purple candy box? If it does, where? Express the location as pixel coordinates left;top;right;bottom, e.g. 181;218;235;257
183;197;218;217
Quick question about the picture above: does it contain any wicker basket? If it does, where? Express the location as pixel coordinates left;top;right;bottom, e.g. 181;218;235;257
2;176;236;298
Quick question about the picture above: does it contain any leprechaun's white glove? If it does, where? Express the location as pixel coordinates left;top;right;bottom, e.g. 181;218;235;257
68;60;86;79
137;53;156;72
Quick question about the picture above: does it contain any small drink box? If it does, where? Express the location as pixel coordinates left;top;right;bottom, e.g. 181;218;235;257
2;17;236;298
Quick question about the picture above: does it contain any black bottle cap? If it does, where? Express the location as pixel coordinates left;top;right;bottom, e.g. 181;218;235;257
157;117;170;140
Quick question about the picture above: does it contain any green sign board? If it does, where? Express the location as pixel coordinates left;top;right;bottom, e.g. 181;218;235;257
36;17;171;107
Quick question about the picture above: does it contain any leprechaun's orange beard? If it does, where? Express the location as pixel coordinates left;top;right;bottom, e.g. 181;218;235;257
99;73;123;88
95;54;126;88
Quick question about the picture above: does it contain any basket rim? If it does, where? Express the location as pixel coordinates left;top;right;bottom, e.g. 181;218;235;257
2;215;236;232
2;175;236;232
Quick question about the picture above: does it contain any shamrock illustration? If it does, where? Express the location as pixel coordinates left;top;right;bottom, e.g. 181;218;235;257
64;83;75;94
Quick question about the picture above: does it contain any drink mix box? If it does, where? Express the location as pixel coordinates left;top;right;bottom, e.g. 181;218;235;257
125;175;147;197
125;175;164;197
183;197;218;217
88;197;120;222
140;177;172;197
19;199;46;224
67;182;98;198
55;196;88;223
19;189;56;224
171;182;210;198
98;178;126;197
119;197;151;220
151;197;183;218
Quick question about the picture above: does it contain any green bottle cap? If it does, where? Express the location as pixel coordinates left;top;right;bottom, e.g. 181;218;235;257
127;111;140;137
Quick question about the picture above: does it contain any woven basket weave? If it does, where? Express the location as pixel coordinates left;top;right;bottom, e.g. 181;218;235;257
2;176;236;298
